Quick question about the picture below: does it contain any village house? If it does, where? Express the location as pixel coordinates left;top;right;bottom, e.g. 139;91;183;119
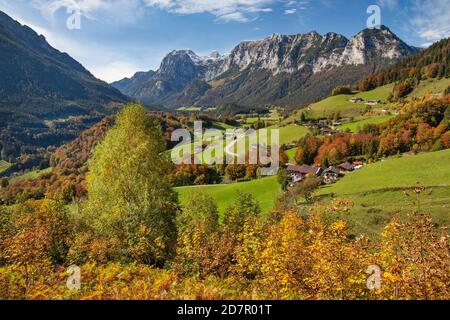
303;120;338;133
286;143;297;149
353;161;364;170
350;97;363;103
337;162;354;172
366;100;381;105
322;166;341;184
286;164;322;183
318;120;328;127
320;127;339;136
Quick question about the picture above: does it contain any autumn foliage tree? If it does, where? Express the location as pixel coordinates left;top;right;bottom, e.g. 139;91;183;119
82;104;178;266
378;212;449;299
175;192;220;277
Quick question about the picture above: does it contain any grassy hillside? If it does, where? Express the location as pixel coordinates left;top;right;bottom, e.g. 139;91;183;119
338;115;394;133
302;78;449;122
319;150;450;238
262;124;309;145
177;107;202;111
409;77;450;98
170;124;309;164
287;77;448;134
179;150;450;238
302;84;394;119
177;176;280;218
211;121;234;132
322;150;450;194
10;167;52;184
0;160;11;174
278;124;310;145
286;148;297;163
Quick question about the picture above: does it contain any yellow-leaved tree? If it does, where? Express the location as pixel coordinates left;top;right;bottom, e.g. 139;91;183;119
175;192;219;277
83;104;178;266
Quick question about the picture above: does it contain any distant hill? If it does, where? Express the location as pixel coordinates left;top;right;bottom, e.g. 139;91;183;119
112;26;419;109
357;37;449;91
0;10;131;163
0;11;128;117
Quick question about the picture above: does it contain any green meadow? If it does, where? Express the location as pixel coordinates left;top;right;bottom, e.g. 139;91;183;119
319;150;450;238
0;160;11;174
302;84;394;119
176;176;280;218
170;123;310;164
177;106;203;111
10;167;52;184
286;148;298;163
211;121;234;132
338;115;394;132
409;78;450;98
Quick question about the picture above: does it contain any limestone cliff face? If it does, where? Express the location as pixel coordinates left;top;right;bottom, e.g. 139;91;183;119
112;26;419;108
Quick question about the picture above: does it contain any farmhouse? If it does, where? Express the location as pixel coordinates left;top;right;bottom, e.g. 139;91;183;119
320;127;339;136
366;100;381;105
303;120;340;135
287;164;322;183
350;97;363;103
322;167;341;183
318;120;328;127
337;162;354;172
353;161;364;170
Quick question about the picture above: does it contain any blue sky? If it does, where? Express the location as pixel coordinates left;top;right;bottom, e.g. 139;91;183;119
1;0;448;82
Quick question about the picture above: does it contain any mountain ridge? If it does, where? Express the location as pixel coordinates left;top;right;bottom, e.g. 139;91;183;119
0;10;128;118
112;25;419;109
0;10;130;163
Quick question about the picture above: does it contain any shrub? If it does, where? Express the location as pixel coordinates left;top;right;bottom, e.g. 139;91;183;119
332;85;353;96
392;79;415;100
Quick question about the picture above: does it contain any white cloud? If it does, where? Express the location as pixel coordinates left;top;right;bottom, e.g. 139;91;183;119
377;0;398;10
90;61;143;83
378;0;449;45
217;12;248;23
31;0;144;24
409;0;450;44
30;0;283;23
32;0;106;20
144;0;276;22
283;0;309;15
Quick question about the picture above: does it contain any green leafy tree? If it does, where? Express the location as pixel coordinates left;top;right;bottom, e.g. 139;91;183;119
217;192;261;276
277;168;291;191
223;192;261;239
0;178;8;189
300;112;307;123
83;104;178;266
292;176;321;203
332;85;352;96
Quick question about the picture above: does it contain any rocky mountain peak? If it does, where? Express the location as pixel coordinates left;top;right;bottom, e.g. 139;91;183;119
341;25;419;65
112;26;419;108
209;51;221;59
